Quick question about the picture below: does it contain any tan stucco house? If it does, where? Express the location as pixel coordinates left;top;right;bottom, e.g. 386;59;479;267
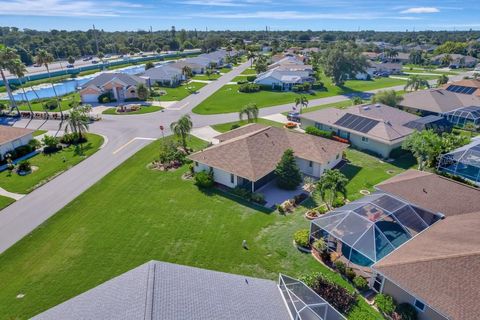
79;73;147;103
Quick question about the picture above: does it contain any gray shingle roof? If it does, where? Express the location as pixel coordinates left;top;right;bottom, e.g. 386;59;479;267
141;64;182;80
32;261;292;320
81;72;145;89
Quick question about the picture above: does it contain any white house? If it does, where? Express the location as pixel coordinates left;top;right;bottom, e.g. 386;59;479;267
189;124;348;192
0;126;34;158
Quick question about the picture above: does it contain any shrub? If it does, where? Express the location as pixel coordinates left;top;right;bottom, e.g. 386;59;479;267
293;229;310;248
17;160;31;172
231;186;251;199
312;238;327;252
312;82;324;90
275;149;302;190
230;124;241;130
305;126;333;139
250;192;265;204
194;170;214;188
42;135;60;154
376;294;396;315
334;260;346;274
277;204;285;214
14;145;33;158
389;147;410;159
246;75;257;82
395;303;417;320
332;197;346;208
43;99;57;111
292;82;312;92
293;193;307;204
236;80;248;85
28;139;41;150
353;276;368;290
98;92;113;103
308;274;357;314
345;267;356;281
238;83;260;93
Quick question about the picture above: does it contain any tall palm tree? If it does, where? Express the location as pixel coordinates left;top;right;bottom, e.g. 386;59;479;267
170;114;193;153
11;59;34;117
238;103;259;123
181;65;192;80
317;169;348;209
441;54;452;67
36;49;64;119
404;75;430;92
295;95;309;113
247;51;256;68
65;104;91;140
0;45;20;114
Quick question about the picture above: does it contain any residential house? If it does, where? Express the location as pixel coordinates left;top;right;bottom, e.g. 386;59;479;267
0;126;34;158
254;67;314;91
431;54;478;68
32;260;345;320
170;60;205;75
362;52;381;60
141;64;183;87
370;62;403;75
371;170;480;320
79;73;147;103
189;124;347;192
268;56;305;69
299;103;420;158
379;52;410;63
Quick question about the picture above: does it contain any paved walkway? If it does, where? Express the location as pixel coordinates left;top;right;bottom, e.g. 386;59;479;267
190;126;221;143
261;113;289;124
0;187;25;201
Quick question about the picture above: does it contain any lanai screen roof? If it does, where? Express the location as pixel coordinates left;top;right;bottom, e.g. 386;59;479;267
312;192;441;265
438;137;480;185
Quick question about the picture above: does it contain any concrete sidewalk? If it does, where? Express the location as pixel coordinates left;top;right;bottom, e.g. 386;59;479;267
190;126;221;143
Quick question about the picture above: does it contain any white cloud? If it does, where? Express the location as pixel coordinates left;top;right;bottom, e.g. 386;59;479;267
400;7;440;14
191;10;381;20
178;0;271;7
0;0;143;17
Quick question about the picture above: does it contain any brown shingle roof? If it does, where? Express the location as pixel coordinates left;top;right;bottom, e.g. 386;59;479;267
376;170;480;217
0;126;34;145
214;123;267;142
189;125;348;181
400;89;480;114
441;79;480;97
373;211;480;320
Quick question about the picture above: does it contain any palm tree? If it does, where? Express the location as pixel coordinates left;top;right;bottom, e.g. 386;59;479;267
238;103;259;123
404;75;430;92
441;54;452;67
317;169;348;210
0;45;20;114
295;95;309;113
170;114;193;153
247;51;256;68
205;68;213;80
182;65;192;80
350;96;363;105
11;59;34;117
36;49;64;119
65;104;91;140
437;74;449;87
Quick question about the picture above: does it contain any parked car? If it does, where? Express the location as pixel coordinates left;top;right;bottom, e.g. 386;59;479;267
287;112;301;123
66;64;74;68
91;60;99;64
83;56;93;61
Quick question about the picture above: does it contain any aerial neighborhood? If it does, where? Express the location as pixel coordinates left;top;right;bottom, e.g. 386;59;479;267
1;8;480;320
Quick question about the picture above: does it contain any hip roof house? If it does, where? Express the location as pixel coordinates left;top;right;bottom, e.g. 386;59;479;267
79;73;147;103
32;260;345;320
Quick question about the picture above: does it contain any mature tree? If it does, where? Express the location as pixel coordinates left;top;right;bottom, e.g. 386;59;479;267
137;83;150;100
36;49;63;118
351;96;363;105
0;45;20;113
371;90;403;107
440;54;453;67
437;74;449;87
238;103;259;123
321;44;368;86
317;169;348;209
295;95;309;113
254;54;268;74
409;50;424;65
64;104;91;141
182;65;192;79
274;149;303;190
11;59;33;116
145;61;155;70
67;56;75;65
404;75;430;92
170;114;193;153
247;51;256;68
205;68;213;80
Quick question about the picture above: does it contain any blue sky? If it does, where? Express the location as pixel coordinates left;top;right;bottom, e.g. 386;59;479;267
1;0;479;32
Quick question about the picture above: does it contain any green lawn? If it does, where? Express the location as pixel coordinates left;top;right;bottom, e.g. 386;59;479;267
193;74;221;81
0;195;15;211
102;105;163;115
11;92;81;112
298;100;354;114
0;136;383;319
0;133;103;194
193;73;407;115
211;118;285;132
219;67;233;73
241;67;256;75
151;82;207;101
32;130;47;137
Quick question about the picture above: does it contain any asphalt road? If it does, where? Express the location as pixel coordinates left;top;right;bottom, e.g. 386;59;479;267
0;65;473;254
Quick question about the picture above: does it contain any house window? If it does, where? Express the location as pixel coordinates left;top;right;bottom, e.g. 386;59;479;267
309;161;313;167
336;154;340;160
195;161;199;167
230;173;234;184
414;299;426;312
362;136;369;143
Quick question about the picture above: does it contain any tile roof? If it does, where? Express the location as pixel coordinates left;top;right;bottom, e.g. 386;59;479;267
0;125;34;145
33;260;291;320
373;211;480;320
81;73;145;89
189;124;348;181
300;103;419;143
376;169;480;216
399;88;480;114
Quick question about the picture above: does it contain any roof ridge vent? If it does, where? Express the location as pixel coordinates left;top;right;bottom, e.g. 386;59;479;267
363;105;370;110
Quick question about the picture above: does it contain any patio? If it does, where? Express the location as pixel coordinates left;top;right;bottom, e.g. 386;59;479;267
257;178;308;208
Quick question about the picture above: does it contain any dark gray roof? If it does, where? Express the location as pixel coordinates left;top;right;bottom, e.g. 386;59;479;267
32;261;292;320
141;64;182;80
82;72;145;89
404;115;453;131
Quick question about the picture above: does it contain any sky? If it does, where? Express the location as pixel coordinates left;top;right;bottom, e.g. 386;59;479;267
1;0;480;32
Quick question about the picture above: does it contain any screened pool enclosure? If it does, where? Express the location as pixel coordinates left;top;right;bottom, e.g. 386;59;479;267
444;106;480;128
438;137;480;186
310;192;441;267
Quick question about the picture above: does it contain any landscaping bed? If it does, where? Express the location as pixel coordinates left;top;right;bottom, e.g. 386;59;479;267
102;105;162;115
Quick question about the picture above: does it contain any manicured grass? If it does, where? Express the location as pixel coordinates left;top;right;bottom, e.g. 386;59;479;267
298;100;354;114
211;118;285;133
193;73;407;115
241;67;256;75
219;67;233;73
32;130;47;137
102;105;163;115
192;74;221;81
12;92;81;112
0;133;103;194
0;136;381;319
151;82;207;101
0;195;15;210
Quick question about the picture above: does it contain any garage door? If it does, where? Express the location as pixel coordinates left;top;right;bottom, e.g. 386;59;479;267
81;94;99;103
